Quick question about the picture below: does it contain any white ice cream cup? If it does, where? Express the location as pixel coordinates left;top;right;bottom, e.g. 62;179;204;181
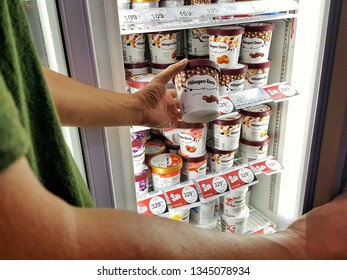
219;64;248;95
220;186;249;216
208;26;244;69
128;73;156;93
220;204;250;234
244;60;272;89
131;131;146;174
240;22;275;63
122;33;146;64
124;61;149;76
134;164;150;196
174;59;220;123
206;139;235;173
188;27;210;57
240;135;271;163
213;112;243;151
178;126;207;157
240;104;272;142
148;31;178;64
178;150;208;181
190;198;216;225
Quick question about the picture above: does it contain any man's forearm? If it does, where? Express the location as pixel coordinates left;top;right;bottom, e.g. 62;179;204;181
43;67;142;127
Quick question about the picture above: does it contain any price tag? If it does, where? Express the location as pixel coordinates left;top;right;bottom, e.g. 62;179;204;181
250;156;284;175
172;6;199;20
144;8;170;22
196;175;229;200
229;88;272;110
202;4;224;17
165;182;200;209
119;9;143;24
220;3;242;15
262;82;299;102
222;165;257;190
218;95;237;118
137;192;168;216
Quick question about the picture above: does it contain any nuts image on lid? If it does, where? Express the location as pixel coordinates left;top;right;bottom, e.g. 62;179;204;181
122;33;146;64
240;22;275;63
208;26;244;68
219;64;248;95
241;104;272;142
148;32;178;64
244;60;272;89
174;59;220;123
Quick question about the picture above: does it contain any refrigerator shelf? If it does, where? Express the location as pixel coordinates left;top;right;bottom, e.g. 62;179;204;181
119;0;299;35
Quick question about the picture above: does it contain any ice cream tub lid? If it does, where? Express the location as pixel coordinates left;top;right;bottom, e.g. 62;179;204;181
184;59;220;72
240;104;272;117
149;153;183;174
208;26;245;36
188;54;209;60
178;150;209;163
241;22;275;32
240;135;271;146
206;139;237;154
145;141;166;155
220;64;248;75
150;61;176;70
246;59;272;69
213;112;243;125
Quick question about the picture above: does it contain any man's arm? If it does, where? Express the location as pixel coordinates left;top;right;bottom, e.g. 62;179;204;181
4;157;347;259
43;59;196;129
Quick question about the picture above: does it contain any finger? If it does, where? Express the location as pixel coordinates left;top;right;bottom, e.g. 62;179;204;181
176;121;204;129
168;89;178;99
154;58;188;85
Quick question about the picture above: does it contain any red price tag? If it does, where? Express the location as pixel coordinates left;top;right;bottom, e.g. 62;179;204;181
262;82;298;102
196;175;229;199
222;166;256;189
165;183;199;209
137;193;168;216
251;157;283;175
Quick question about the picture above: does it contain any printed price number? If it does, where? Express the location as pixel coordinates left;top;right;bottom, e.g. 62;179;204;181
149;195;167;215
238;167;254;183
203;5;223;16
191;266;250;276
120;10;143;24
173;7;198;20
145;9;170;22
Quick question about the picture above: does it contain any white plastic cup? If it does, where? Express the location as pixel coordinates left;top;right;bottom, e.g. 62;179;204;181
244;60;272;89
148;31;178;64
122;33;146;63
220;186;249;216
240;104;272;142
208;26;244;69
179;126;207;157
219;64;248;95
188;28;210;57
240;135;271;163
206;139;235;173
174;59;220;123
178;150;208;181
220;204;250;234
190;198;216;225
240;22;275;63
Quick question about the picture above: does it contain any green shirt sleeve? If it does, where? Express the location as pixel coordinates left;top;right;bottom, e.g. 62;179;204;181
0;74;29;171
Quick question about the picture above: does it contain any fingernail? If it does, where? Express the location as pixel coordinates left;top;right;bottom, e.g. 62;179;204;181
179;58;188;64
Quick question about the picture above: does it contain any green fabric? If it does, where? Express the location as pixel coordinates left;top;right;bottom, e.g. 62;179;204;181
0;0;95;207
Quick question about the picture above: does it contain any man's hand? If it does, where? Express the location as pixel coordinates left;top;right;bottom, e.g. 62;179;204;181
134;59;204;129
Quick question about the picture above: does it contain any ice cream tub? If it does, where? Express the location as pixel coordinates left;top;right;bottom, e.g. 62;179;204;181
219;64;248;95
145;141;166;163
131;131;146;174
207;139;235;173
128;73;156;94
164;139;180;154
240;135;271;163
134;164;150;196
240;22;275;63
208;26;244;69
148;31;178;64
244;59;272;89
178;126;207;157
213;112;243;151
131;0;160;9
149;153;183;191
178;150;208;181
169;207;190;223
220;204;249;234
241;104;272;141
188;28;210;57
190;198;216;225
124;61;149;76
220;186;249;216
122;33;146;64
174;59;220;123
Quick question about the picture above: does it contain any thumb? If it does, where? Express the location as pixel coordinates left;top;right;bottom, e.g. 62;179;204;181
154;58;188;84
